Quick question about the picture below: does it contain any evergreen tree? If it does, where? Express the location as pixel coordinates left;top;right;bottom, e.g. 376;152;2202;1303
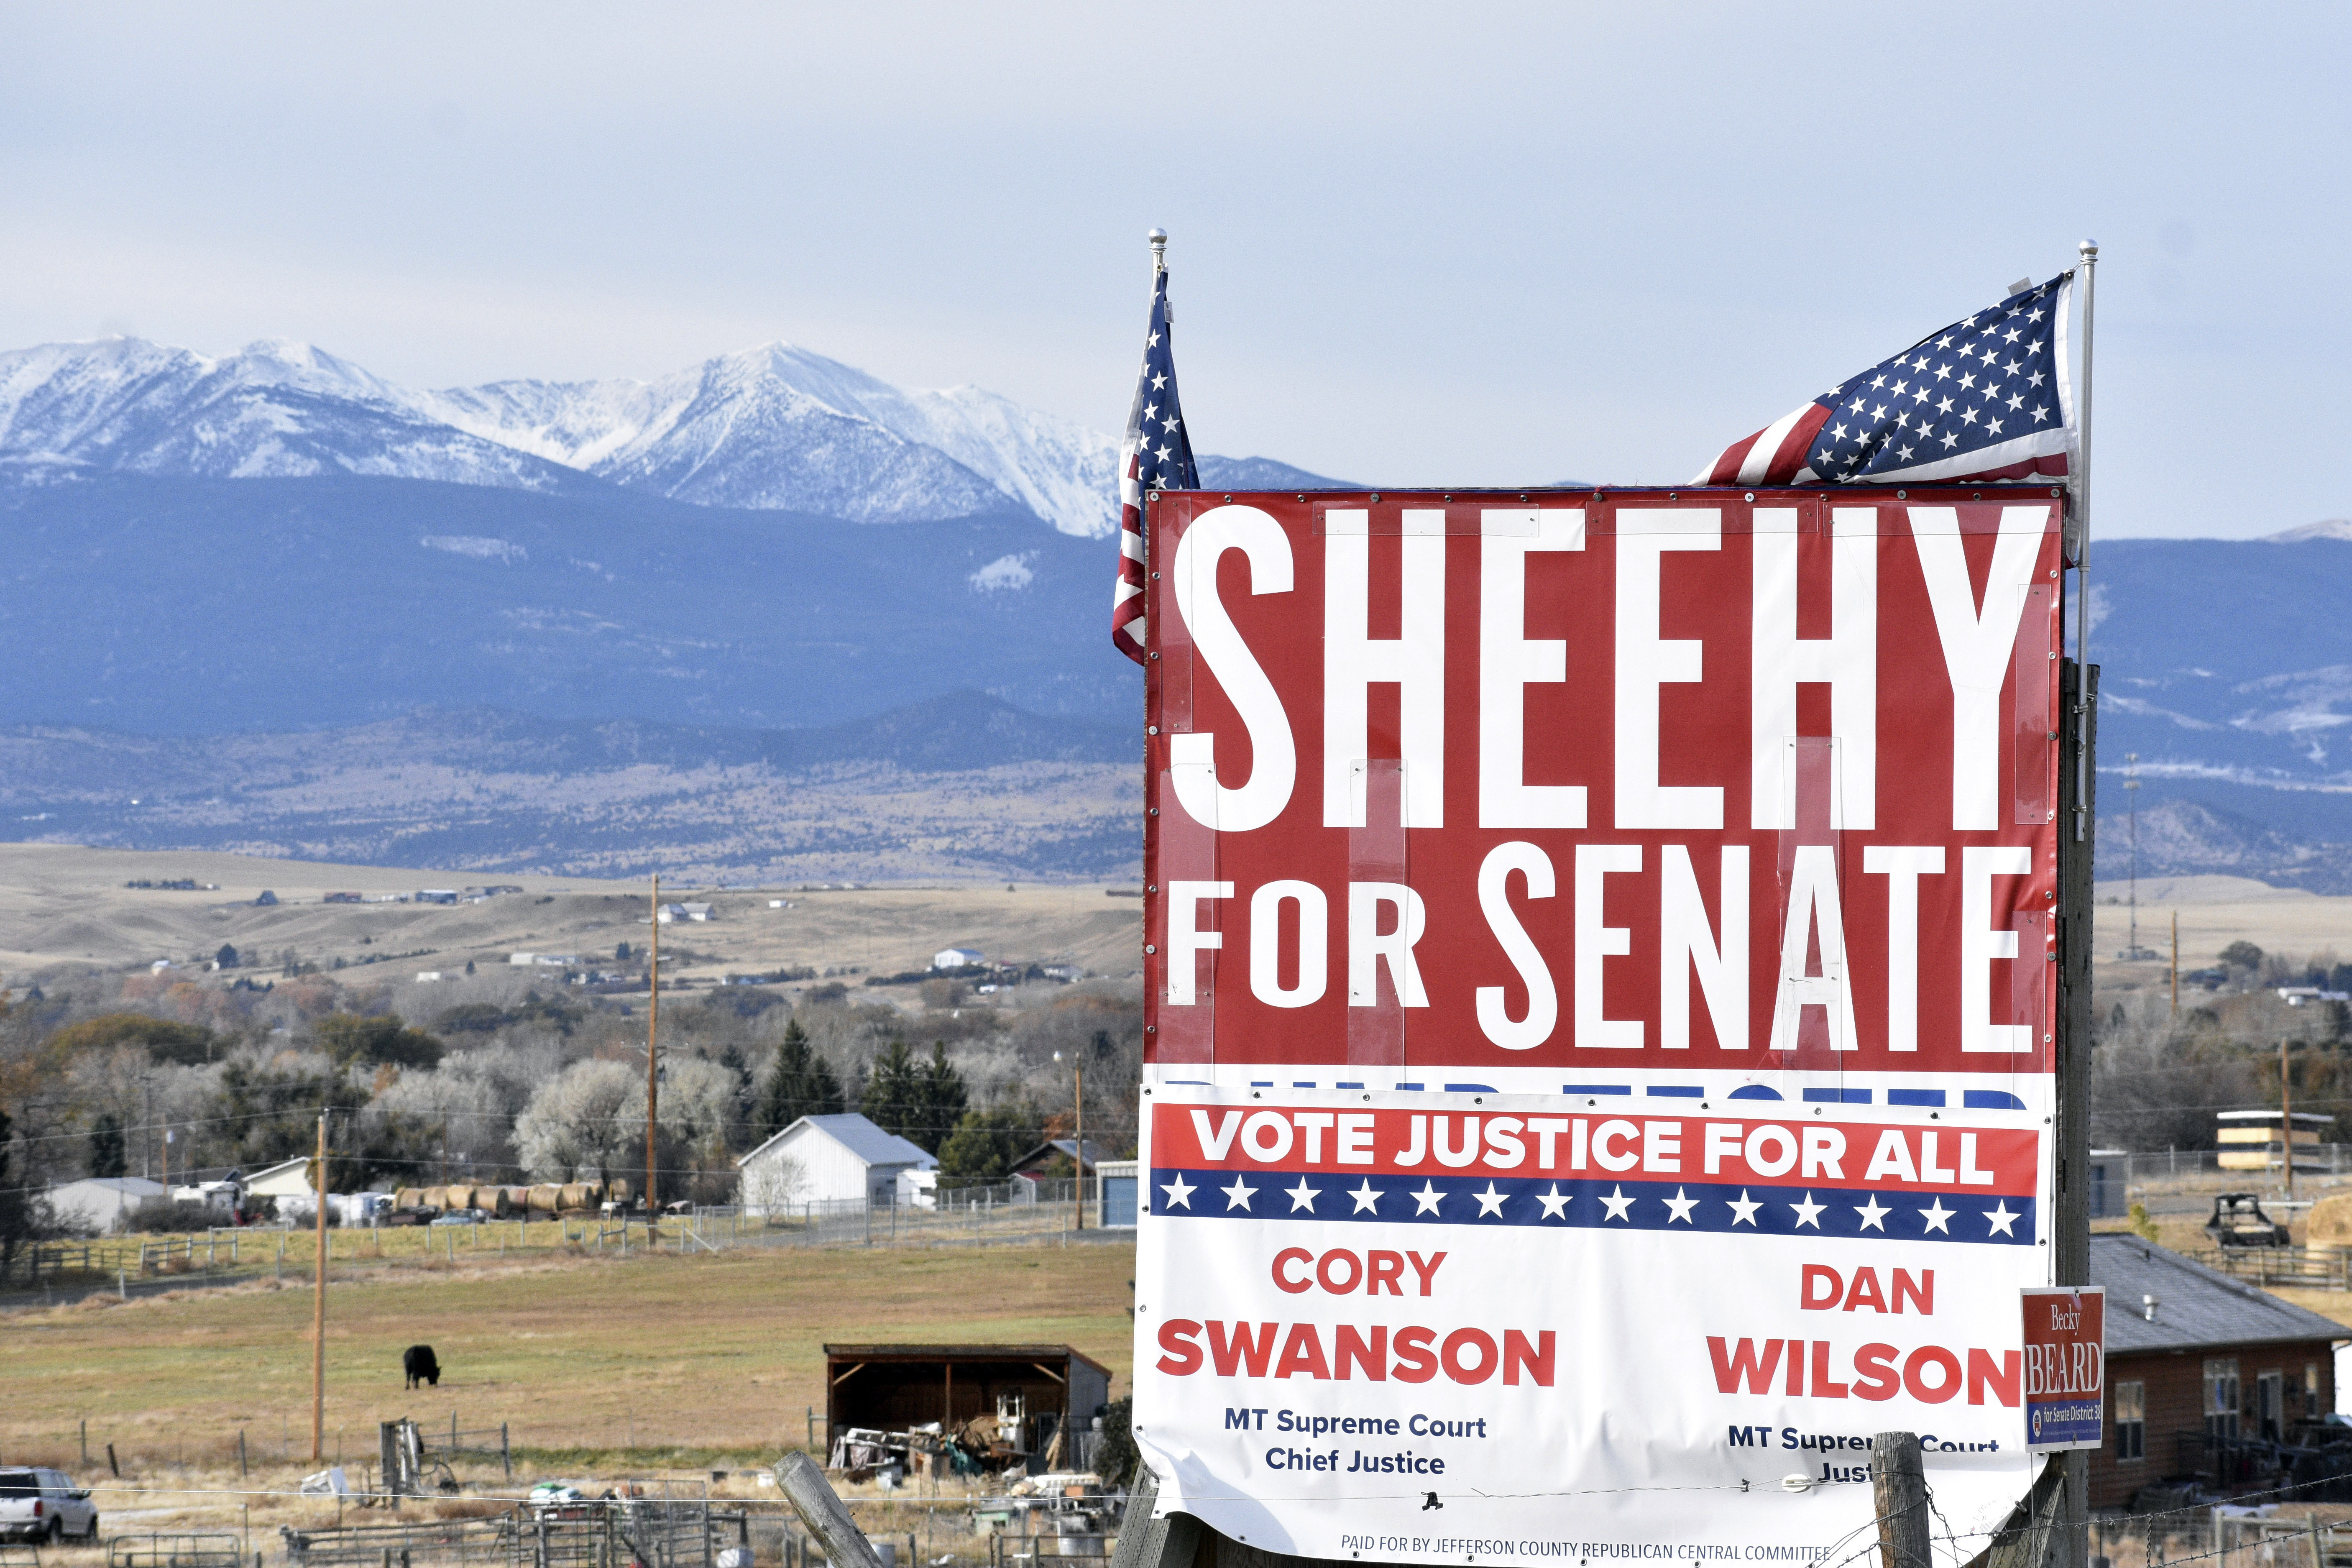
861;1041;926;1146
755;1020;842;1139
89;1113;127;1179
914;1042;969;1154
0;1108;32;1274
937;1104;1038;1187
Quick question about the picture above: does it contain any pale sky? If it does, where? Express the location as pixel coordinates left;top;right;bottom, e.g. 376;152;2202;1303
2;3;2342;538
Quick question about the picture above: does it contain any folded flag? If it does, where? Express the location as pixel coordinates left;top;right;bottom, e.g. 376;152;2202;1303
1695;272;2076;488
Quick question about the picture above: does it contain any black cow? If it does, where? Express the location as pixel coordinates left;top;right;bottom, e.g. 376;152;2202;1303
403;1345;441;1389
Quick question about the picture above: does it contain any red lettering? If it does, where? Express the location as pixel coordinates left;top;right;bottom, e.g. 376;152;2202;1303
1335;1325;1387;1381
1968;1348;2021;1407
1853;1343;1901;1402
1317;1249;1363;1294
1843;1270;1888;1315
1274;1324;1331;1380
1905;1346;1962;1404
1442;1328;1498;1384
1156;1318;1203;1375
1893;1269;1934;1315
1272;1248;1314;1294
1708;1336;1785;1395
1392;1326;1439;1383
1208;1320;1279;1377
1367;1251;1406;1295
1812;1340;1848;1398
1786;1336;1805;1395
1502;1329;1555;1388
1801;1265;1843;1310
1406;1251;1447;1296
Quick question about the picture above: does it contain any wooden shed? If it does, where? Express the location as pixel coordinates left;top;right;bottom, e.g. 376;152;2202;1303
823;1343;1113;1461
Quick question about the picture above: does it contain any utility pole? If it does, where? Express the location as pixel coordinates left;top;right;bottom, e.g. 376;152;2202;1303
647;873;660;1219
312;1110;329;1462
2171;912;2180;1015
1074;1057;1085;1233
2282;1038;2296;1200
2125;753;2141;957
1870;1432;1928;1568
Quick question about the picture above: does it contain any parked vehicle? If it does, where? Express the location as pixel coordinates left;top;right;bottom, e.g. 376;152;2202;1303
0;1467;99;1543
2206;1192;2293;1248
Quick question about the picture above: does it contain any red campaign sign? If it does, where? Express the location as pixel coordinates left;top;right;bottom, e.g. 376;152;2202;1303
1141;487;2065;1076
1148;1100;2038;1195
2021;1286;2104;1450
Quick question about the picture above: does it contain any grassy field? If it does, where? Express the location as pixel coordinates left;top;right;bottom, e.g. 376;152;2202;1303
0;1233;1138;1547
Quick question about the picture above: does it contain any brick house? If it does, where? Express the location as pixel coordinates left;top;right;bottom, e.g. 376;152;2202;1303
2091;1233;2347;1509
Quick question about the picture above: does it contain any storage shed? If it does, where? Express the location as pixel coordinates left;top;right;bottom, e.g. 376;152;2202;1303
735;1113;936;1213
824;1343;1113;1465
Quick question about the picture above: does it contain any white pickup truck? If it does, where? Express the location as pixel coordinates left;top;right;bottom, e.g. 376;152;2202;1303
0;1466;99;1543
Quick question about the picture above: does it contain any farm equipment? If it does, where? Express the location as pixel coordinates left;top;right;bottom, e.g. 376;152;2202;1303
2206;1192;2293;1248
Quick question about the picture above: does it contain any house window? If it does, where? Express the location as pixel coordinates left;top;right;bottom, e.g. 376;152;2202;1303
2308;1362;2324;1419
2257;1371;2285;1441
2205;1357;2242;1442
2114;1380;2146;1461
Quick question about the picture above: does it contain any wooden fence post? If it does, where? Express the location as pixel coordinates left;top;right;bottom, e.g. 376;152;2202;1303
1871;1432;1929;1568
777;1452;886;1568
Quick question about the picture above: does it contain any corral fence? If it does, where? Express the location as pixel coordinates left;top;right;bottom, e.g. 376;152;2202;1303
280;1500;749;1568
691;1179;1132;1254
988;1532;1111;1568
111;1536;245;1568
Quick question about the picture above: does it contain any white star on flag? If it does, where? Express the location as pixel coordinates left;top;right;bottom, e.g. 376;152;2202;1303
1790;1192;1826;1229
1220;1176;1257;1211
1918;1198;1955;1234
1473;1183;1508;1218
1535;1184;1572;1220
1285;1178;1320;1213
1411;1181;1446;1216
1726;1190;1761;1227
1854;1195;1891;1232
1347;1181;1383;1215
1663;1187;1698;1224
1985;1200;2021;1237
1600;1185;1635;1222
1158;1175;1194;1210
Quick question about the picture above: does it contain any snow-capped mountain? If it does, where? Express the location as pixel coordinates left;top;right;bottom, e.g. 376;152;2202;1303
0;335;1139;534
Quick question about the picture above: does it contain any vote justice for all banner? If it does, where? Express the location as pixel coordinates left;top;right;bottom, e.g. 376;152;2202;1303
1133;1087;2045;1563
1140;489;2066;1096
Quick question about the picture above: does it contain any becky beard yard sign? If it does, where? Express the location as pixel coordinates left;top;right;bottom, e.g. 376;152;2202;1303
1131;488;2068;1559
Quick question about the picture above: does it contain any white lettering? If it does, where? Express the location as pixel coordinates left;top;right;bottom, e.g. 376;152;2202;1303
1169;506;1296;832
1910;505;2050;831
1476;841;1557;1050
1768;846;1859;1052
1751;507;1878;828
1575;844;1643;1049
1248;879;1327;1009
1661;844;1749;1050
1615;510;1723;829
1164;880;1232;1005
1962;845;2035;1052
1324;509;1445;827
1479;509;1587;829
1348;881;1429;1008
1862;846;1945;1052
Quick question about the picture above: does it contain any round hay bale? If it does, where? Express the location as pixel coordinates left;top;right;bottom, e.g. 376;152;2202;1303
477;1186;512;1217
605;1179;631;1207
558;1182;595;1212
421;1186;450;1210
527;1184;561;1214
2309;1193;2352;1247
396;1188;424;1210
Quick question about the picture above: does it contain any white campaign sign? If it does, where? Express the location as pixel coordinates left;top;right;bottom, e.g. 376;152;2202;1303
1134;1085;2044;1563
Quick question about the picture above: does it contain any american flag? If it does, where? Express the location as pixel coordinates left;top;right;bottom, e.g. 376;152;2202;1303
1695;271;2076;487
1112;265;1196;664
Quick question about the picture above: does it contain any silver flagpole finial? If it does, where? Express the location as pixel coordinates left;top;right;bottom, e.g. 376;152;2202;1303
1149;228;1168;272
2079;238;2099;261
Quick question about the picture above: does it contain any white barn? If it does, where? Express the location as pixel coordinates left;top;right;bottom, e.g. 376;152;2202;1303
46;1176;165;1233
735;1113;936;1214
243;1156;317;1200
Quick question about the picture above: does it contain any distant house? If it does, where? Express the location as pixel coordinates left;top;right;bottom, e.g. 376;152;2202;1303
323;892;362;904
656;903;713;923
735;1113;937;1214
414;890;458;906
2089;1235;2347;1508
254;890;279;906
1008;1138;1115;1179
46;1177;165;1233
414;971;442;983
243;1156;316;1201
933;947;986;970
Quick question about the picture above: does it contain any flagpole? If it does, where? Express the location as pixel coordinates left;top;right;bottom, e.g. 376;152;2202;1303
2071;239;2097;844
1150;227;1167;276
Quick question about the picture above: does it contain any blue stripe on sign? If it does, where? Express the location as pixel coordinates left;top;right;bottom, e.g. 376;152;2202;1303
1562;1084;1633;1096
1646;1086;1704;1098
1728;1085;1783;1101
1887;1089;1947;1108
1963;1090;2028;1110
1145;1168;2035;1246
1802;1088;1873;1104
